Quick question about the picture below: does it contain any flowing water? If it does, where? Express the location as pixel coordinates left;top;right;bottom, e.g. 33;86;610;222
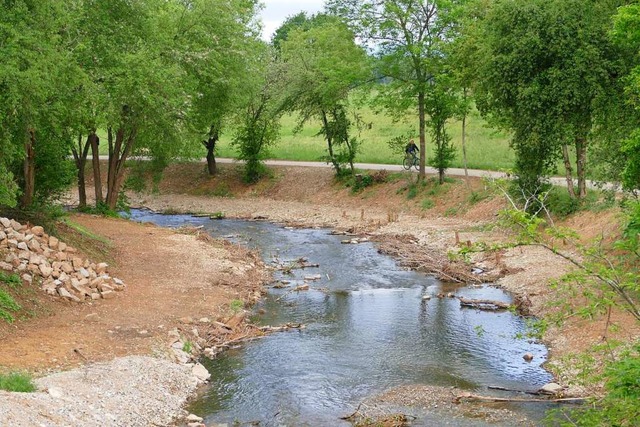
129;209;554;426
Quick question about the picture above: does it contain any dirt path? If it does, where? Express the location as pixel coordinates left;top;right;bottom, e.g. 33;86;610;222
0;214;267;373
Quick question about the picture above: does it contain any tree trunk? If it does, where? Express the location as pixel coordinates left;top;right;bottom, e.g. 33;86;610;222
105;125;136;210
321;110;340;174
575;137;587;199
202;124;220;176
461;88;470;188
20;129;36;208
561;145;576;199
89;131;103;204
72;134;91;208
418;90;427;180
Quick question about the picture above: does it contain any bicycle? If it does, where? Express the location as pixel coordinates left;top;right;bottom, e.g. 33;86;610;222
402;153;419;171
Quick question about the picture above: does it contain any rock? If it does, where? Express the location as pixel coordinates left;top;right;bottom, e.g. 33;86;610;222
96;262;108;274
21;273;32;283
188;423;205;427
27;238;41;252
180;317;194;324
42;282;57;295
85;313;100;322
0;217;10;228
55;251;68;261
39;264;53;278
60;261;73;274
78;267;90;278
22;233;33;242
58;287;81;302
72;257;83;270
58;242;67;251
192;363;211;382
18;250;30;260
539;383;564;395
422;294;432;300
523;353;534;362
198;317;211;324
304;274;322;281
31;226;44;236
172;348;191;364
48;235;59;249
10;219;24;231
0;231;6;240
66;246;77;253
186;414;204;423
17;241;28;251
90;293;101;300
7;239;18;248
100;290;115;299
113;277;124;286
293;284;310;291
0;261;12;271
98;283;114;292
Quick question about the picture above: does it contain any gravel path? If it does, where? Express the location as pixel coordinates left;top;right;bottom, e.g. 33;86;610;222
0;356;203;426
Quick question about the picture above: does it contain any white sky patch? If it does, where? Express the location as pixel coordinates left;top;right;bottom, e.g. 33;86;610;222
259;0;326;41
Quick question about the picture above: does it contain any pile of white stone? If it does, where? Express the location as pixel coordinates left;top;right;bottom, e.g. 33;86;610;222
0;217;125;302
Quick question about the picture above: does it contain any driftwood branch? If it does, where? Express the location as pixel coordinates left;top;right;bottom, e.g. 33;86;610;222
458;297;511;311
454;393;587;405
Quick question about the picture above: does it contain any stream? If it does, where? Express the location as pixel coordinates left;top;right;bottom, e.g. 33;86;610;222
129;209;554;426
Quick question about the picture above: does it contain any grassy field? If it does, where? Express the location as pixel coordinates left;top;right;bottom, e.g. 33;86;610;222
216;105;516;171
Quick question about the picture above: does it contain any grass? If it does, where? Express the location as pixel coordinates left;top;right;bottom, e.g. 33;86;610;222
215;105;516;171
0;372;36;392
0;273;22;323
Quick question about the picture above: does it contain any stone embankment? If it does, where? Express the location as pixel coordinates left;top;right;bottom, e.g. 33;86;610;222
0;217;125;301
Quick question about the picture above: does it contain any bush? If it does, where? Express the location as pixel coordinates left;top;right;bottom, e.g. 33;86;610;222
0;372;36;392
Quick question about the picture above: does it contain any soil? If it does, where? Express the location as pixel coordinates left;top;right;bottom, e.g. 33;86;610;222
2;161;639;424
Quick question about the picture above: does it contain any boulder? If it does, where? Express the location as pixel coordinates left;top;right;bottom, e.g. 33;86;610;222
0;262;13;271
7;239;18;249
27;239;41;252
39;264;53;278
10;219;23;231
18;250;30;260
31;226;44;236
78;267;90;278
22;234;33;242
21;274;32;283
186;414;204;423
192;363;211;382
48;236;59;249
58;242;67;251
60;262;73;274
58;287;81;302
17;242;28;251
0;217;10;228
539;383;564;395
100;290;115;299
72;257;83;270
96;262;108;274
0;231;6;240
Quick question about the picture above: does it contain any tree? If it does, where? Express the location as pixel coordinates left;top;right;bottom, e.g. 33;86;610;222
611;3;640;193
231;47;284;183
280;15;370;175
469;0;624;201
174;0;261;176
0;0;77;208
327;0;465;180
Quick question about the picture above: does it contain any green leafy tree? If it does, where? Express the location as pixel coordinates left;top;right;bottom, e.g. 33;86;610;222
327;0;465;180
0;0;77;208
231;48;284;183
469;0;625;201
174;0;262;176
280;15;370;175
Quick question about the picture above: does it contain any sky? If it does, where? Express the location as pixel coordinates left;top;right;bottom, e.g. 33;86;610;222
259;0;325;41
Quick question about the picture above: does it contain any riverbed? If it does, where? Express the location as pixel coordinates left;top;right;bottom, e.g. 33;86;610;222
129;209;553;426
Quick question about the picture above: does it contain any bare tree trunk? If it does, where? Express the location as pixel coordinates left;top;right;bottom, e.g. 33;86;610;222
105;125;136;210
321;110;340;174
202;124;219;176
418;90;426;180
461;88;470;188
20;129;36;208
89;131;103;204
575;137;587;199
72;134;91;208
561;145;576;199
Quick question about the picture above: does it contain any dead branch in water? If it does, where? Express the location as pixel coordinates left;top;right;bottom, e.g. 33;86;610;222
454;393;588;405
458;297;512;311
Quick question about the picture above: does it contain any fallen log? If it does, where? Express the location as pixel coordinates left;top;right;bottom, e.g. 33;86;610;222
454;393;587;405
458;297;511;311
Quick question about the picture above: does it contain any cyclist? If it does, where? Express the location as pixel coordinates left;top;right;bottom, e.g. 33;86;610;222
405;139;419;160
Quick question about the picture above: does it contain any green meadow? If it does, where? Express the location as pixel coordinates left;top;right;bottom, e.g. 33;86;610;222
216;106;516;171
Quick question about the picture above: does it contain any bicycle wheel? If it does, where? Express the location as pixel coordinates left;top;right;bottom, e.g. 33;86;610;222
413;156;420;171
402;156;412;170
